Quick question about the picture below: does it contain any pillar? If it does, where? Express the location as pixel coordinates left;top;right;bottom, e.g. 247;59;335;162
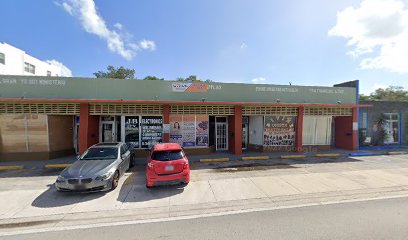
79;103;99;154
352;107;358;151
163;105;170;143
233;106;243;155
295;107;304;152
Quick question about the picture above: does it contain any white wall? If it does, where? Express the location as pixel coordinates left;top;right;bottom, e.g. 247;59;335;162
0;42;71;77
249;116;263;145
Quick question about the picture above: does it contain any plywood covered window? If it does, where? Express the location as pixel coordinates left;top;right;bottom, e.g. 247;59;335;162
302;116;332;145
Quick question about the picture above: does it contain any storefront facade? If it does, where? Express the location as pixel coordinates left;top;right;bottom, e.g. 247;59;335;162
0;75;360;161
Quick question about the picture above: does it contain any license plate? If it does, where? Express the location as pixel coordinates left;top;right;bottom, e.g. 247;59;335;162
74;184;85;190
165;166;174;171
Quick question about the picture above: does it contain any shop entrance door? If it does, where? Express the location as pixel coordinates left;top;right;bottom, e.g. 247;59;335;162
215;117;228;151
383;113;399;144
101;122;115;143
242;117;249;149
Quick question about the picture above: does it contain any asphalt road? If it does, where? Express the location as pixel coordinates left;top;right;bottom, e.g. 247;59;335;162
3;196;408;240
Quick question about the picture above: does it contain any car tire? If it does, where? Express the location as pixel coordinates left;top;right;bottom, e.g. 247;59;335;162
111;171;120;191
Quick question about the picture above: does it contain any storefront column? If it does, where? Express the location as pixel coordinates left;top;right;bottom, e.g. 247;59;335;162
352;107;358;151
233;106;242;155
295;107;304;152
79;103;99;154
163;105;170;143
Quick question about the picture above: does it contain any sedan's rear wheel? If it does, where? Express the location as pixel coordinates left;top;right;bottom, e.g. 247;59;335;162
111;171;119;190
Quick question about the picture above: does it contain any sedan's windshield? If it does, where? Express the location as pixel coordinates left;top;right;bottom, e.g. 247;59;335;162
81;147;118;160
151;150;184;161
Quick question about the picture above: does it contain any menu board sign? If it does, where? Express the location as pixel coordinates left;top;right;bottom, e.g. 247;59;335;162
141;116;163;148
264;116;296;146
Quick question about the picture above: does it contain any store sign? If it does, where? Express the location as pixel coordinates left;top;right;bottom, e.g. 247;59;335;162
125;116;140;149
264;116;296;146
141;116;163;148
171;82;208;92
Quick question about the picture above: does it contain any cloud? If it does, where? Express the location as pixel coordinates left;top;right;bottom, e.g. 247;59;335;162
251;77;267;83
240;42;248;49
57;0;155;60
139;40;156;51
329;0;408;73
46;59;73;77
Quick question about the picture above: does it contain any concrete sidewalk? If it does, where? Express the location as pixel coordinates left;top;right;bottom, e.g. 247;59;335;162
1;154;408;234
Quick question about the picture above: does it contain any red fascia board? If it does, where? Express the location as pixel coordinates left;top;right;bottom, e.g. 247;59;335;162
0;98;371;107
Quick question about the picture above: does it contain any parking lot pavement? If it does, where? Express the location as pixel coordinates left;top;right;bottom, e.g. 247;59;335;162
1;154;408;233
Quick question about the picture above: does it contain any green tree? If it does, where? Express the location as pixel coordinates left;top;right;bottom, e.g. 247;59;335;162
143;76;164;80
94;66;135;79
176;75;213;83
360;86;408;101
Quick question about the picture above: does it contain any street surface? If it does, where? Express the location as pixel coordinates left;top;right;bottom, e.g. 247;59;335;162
1;154;408;237
3;196;408;240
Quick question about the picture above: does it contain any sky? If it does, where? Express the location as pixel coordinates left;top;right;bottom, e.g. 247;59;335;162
1;0;408;94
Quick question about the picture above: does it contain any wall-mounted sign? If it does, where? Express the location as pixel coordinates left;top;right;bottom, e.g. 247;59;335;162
141;116;163;148
169;115;209;147
264;116;296;146
172;82;208;92
163;124;170;134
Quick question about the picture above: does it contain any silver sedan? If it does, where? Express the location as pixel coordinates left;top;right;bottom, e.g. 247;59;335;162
55;142;131;192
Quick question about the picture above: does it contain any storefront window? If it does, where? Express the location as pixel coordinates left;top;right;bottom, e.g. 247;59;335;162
170;115;209;147
141;116;163;148
263;116;296;146
125;116;140;148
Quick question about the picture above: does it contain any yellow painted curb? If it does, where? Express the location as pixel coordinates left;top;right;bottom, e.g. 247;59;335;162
316;153;341;157
0;165;24;171
242;156;269;161
281;155;306;159
44;164;72;169
200;158;229;163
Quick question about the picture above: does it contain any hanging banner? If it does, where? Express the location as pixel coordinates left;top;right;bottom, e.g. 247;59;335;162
182;115;196;147
169;115;183;144
195;115;209;146
264;116;296;146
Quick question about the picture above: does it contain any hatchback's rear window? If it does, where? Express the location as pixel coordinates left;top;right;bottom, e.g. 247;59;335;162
151;150;184;161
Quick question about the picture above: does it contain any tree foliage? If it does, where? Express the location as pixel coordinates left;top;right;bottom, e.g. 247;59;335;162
359;86;408;101
94;66;135;79
176;75;213;83
143;75;164;80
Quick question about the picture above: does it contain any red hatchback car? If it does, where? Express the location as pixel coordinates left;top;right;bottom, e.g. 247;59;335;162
146;143;190;188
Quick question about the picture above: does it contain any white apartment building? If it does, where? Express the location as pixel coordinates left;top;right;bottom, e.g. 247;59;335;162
0;42;71;77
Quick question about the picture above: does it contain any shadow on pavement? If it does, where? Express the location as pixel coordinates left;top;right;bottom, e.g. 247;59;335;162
117;170;185;203
31;184;106;208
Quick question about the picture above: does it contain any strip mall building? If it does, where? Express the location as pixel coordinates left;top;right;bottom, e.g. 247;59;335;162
0;75;361;161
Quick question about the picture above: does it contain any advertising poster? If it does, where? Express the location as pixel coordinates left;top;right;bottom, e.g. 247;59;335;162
171;82;208;92
124;116;139;149
170;115;183;144
195;115;209;146
141;116;163;148
182;115;196;147
264;116;296;146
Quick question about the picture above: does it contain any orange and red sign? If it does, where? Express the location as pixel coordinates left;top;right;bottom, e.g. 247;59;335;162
172;82;208;92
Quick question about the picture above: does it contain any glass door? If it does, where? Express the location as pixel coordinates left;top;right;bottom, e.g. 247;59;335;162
101;122;115;142
383;113;399;144
242;117;249;149
215;117;228;151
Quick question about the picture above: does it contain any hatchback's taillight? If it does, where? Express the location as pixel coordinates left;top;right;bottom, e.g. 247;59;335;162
147;162;154;168
183;161;189;169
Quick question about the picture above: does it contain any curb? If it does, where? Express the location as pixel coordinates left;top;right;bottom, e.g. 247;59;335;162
241;156;269;161
44;164;71;169
315;153;341;157
387;151;408;155
0;165;24;171
200;158;229;163
281;155;306;159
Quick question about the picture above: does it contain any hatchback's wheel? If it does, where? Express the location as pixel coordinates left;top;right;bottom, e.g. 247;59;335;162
111;171;119;190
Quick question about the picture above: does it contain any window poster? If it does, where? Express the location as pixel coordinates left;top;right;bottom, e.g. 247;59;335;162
169;115;209;147
141;116;163;148
124;116;139;148
264;116;296;146
196;115;209;146
170;115;183;144
182;115;196;147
